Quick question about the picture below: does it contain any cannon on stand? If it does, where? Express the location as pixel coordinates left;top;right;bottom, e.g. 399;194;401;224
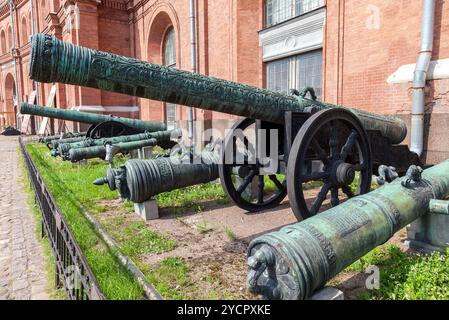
21;103;166;139
39;131;87;147
247;161;449;300
29;34;422;219
47;127;179;160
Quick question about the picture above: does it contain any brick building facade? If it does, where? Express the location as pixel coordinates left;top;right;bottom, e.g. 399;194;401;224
0;0;448;163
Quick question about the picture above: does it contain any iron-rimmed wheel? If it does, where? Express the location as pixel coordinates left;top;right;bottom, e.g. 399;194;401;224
87;121;138;139
219;118;287;212
287;109;372;221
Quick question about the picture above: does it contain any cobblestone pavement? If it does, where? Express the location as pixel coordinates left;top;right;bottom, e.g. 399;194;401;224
0;136;50;300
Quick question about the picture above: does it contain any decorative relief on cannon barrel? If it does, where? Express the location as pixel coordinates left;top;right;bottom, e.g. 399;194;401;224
30;34;407;144
247;160;449;300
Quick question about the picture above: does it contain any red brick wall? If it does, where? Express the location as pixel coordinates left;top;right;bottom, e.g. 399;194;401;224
324;0;449;162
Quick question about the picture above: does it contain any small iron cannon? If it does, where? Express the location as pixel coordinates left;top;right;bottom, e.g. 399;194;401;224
247;161;449;300
30;34;422;219
55;130;179;160
21;103;166;139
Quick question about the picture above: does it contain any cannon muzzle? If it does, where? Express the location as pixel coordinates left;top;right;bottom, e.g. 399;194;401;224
20;103;166;133
30;34;407;144
247;161;449;300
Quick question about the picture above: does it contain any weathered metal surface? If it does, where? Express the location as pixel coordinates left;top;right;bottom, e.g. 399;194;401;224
39;132;86;144
408;197;449;253
30;34;406;144
67;138;158;163
429;199;449;215
94;151;219;203
49;136;87;150
247;161;449;300
20;103;166;133
56;130;178;159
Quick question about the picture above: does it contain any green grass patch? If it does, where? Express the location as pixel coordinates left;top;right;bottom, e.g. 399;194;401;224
122;229;176;257
142;257;194;300
25;143;143;299
224;226;237;241
345;244;449;300
155;182;229;214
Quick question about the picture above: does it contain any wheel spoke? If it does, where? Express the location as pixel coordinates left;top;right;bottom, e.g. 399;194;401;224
329;121;338;159
237;170;257;194
340;130;358;161
309;183;331;216
269;175;284;190
300;171;329;183
342;185;355;198
331;187;340;207
257;175;265;204
311;139;329;164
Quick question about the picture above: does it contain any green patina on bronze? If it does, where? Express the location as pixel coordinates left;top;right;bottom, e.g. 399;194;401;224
67;138;158;163
30;34;407;144
39;132;86;144
21;103;166;133
57;130;178;159
247;161;449;300
94;151;220;203
50;136;87;150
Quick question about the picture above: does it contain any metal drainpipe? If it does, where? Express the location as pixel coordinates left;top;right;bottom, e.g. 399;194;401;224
410;0;436;156
30;0;40;105
9;0;21;129
189;0;197;152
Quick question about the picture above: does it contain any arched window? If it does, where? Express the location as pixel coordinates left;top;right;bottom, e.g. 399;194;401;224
7;26;12;51
163;27;176;67
21;17;28;46
0;30;6;55
163;27;177;129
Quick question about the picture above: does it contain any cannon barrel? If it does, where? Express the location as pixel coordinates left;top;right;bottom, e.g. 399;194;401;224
67;138;158;163
39;132;86;144
59;130;178;158
20;103;166;133
56;130;179;159
247;161;449;300
30;34;407;144
94;151;219;203
50;136;87;150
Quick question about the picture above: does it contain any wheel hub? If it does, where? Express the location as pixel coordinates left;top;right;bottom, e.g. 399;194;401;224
331;161;355;186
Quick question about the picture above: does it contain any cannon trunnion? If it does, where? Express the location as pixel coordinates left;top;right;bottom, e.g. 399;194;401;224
29;34;422;219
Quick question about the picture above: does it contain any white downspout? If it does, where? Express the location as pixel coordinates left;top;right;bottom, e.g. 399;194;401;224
189;0;197;152
410;0;436;156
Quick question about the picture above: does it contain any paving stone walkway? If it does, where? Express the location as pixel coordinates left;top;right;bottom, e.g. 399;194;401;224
0;136;50;300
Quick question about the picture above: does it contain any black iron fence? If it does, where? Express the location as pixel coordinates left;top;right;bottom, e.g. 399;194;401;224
19;137;104;300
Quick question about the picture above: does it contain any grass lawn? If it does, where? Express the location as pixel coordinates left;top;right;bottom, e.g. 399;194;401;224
24;143;232;300
343;244;449;300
